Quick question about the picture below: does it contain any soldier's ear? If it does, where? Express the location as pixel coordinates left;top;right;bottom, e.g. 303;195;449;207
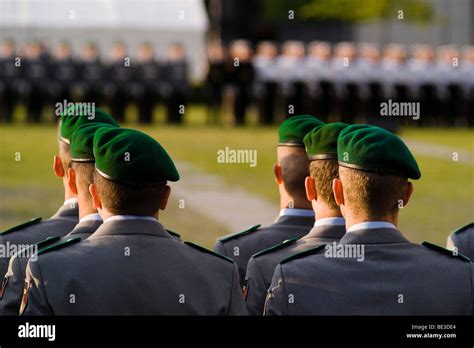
53;155;65;178
67;167;78;195
159;185;171;211
273;163;283;184
89;183;102;210
333;178;345;207
402;181;414;207
305;176;317;201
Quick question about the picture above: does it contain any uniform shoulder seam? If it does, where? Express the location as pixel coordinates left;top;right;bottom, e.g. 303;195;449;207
453;222;474;235
252;238;298;259
185;241;234;263
0;218;42;235
217;224;261;242
280;244;326;264
166;229;181;238
422;241;471;262
37;237;82;256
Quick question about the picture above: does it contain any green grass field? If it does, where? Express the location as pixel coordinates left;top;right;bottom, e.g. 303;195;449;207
1;105;473;247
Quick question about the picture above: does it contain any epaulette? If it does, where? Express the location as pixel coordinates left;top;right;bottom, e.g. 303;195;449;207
36;236;62;252
252;238;298;259
166;229;181;239
184;241;234;263
217;224;261;242
280;244;326;265
422;241;471;262
37;237;82;256
452;222;474;235
0;218;42;236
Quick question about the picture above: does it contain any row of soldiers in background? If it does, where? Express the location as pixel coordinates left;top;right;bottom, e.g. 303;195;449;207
206;39;474;128
0;40;188;124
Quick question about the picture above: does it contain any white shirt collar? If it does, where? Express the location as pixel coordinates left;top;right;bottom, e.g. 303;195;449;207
313;217;345;228
79;213;102;223
278;208;315;218
104;215;158;224
347;221;397;233
63;198;78;206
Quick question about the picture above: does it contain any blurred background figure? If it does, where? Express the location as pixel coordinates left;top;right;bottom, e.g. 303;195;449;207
104;42;131;122
78;42;104;105
461;46;474;127
226;39;254;126
303;41;333;122
0;39;18;123
23;41;49;123
253;41;278;125
276;40;305;118
205;40;226;124
50;41;77;110
133;42;160;124
161;43;189;125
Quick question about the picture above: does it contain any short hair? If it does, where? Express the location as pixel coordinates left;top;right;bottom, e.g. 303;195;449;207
309;160;339;211
59;141;71;172
71;162;95;200
339;167;408;218
93;171;166;216
280;154;309;200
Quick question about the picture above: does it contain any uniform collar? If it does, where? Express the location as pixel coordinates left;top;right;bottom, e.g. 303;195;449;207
63;198;78;206
79;213;102;223
278;208;315;218
303;222;346;241
340;226;409;245
313;217;345;228
347;221;396;233
92;217;171;239
51;200;79;219
104;215;158;224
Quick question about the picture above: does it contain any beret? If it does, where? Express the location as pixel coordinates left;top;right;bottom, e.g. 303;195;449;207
93;128;179;186
70;123;118;162
59;106;119;144
304;122;348;160
278;115;324;146
337;124;421;179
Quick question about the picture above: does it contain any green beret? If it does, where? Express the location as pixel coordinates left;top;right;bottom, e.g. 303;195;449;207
278;115;324;147
93;128;180;186
59;107;119;144
70;123;118;162
304;122;349;160
337;124;421;179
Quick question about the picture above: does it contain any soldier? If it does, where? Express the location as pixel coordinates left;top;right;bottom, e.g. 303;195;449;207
214;115;324;285
225;40;255;126
104;42;131;122
0;39;18;123
0;122;116;315
78;42;104;105
446;222;474;260
205;41;226;124
380;44;410;112
22;41;49;122
303;41;333;122
265;125;474;315
244;123;348;315
253;41;278;125
160;43;189;125
0;107;118;280
132;42;160;124
275;41;306;117
460;46;474;127
22;127;246;315
50;42;77;108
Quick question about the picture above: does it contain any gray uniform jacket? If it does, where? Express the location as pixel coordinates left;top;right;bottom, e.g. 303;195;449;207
447;222;474;261
0;218;101;315
23;218;247;315
245;223;345;315
264;227;474;315
0;202;79;279
214;214;314;287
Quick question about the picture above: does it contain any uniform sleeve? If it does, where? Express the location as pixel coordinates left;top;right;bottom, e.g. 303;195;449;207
22;259;53;316
213;240;228;257
245;257;267;315
0;255;26;315
263;264;288;316
227;262;247;315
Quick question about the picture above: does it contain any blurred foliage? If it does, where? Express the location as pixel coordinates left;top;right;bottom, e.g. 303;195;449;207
262;0;435;23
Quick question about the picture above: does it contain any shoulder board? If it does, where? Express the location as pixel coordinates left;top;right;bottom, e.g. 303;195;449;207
0;218;42;236
184;241;234;263
166;229;181;239
252;238;298;259
36;236;62;252
453;222;474;235
37;237;82;256
422;241;471;262
280;244;326;265
218;224;261;242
